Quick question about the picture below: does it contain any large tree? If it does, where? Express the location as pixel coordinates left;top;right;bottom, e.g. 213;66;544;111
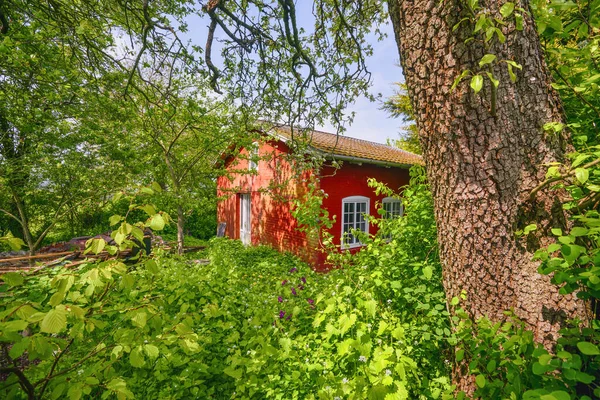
126;76;242;254
1;0;590;390
198;0;585;321
386;0;586;333
191;0;589;390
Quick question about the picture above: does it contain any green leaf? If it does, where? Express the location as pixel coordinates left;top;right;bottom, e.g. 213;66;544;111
470;75;484;94
575;168;589;184
575;371;595;384
139;204;156;217
109;215;122;226
140;187;154;195
144;344;159;359
40;307;67;334
9;338;28;359
113;231;125;246
85;377;99;385
479;54;496;67
577;341;600;355
486;72;499;88
451;70;471;92
548;391;571;400
453;18;470;32
49;290;65;307
505;60;521;83
524;224;537;234
4;234;26;250
500;2;515;17
337;338;353;355
572;153;590;167
570;227;589;237
2;272;24;287
495;28;506;43
67;384;82;400
551;228;562;236
85;238;106;255
131;311;147;328
474;15;486;33
475;374;486;388
515;13;523;30
339;313;357;335
3;319;28;332
146;259;159;274
364;299;377;317
130;347;145;367
151;182;162;193
106;377;134;399
423;266;433;280
148;214;165;231
224;366;243;379
131;226;145;243
456;349;464;362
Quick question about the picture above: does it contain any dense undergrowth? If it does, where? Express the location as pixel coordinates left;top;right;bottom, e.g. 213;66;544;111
0;169;455;399
3;165;600;399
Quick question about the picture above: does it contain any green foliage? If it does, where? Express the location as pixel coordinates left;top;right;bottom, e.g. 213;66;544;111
1;169;455;399
0;231;25;251
451;3;600;397
381;83;422;155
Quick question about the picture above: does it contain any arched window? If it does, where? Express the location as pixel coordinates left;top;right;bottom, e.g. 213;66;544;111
382;197;403;219
341;196;370;248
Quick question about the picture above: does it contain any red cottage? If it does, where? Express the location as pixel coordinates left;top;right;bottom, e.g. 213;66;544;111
216;126;422;270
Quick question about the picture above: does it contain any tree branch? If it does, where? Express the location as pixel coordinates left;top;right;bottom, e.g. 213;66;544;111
37;338;75;398
0;367;35;399
530;157;600;200
0;0;8;35
205;18;222;94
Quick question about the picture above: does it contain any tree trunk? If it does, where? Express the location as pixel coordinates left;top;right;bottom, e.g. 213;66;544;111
387;0;586;391
176;204;184;255
11;189;36;257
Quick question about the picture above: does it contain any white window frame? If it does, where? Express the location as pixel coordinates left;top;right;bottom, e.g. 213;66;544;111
382;197;403;219
341;196;370;249
248;142;259;172
381;197;403;240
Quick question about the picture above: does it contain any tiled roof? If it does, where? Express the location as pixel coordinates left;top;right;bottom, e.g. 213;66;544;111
272;125;423;167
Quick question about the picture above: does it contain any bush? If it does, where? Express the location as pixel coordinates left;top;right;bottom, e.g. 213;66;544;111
0;170;455;399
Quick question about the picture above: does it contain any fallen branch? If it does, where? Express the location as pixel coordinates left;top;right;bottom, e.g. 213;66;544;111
0;251;76;264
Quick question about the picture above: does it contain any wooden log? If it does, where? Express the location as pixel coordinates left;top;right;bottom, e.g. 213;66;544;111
0;251;76;263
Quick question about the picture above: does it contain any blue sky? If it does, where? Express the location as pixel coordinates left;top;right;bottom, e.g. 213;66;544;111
183;4;404;145
318;20;404;145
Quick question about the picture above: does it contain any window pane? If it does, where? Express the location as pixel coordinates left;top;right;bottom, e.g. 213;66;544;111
349;203;355;213
358;222;366;232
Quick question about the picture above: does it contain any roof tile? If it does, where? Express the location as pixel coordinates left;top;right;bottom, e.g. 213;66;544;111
274;125;423;167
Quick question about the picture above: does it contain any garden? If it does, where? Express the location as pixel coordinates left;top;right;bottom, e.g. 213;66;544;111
2;0;600;398
3;169;600;399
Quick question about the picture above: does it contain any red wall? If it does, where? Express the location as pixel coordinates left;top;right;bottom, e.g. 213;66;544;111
316;163;410;267
217;140;411;271
216;141;319;265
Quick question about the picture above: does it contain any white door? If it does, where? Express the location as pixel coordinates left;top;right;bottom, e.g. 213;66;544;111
240;194;251;245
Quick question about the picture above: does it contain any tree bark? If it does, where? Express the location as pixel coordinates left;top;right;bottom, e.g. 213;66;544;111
11;188;35;256
387;0;586;390
176;204;184;255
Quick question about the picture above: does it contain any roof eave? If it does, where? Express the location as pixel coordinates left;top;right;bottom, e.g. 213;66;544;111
319;151;416;169
267;129;420;168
